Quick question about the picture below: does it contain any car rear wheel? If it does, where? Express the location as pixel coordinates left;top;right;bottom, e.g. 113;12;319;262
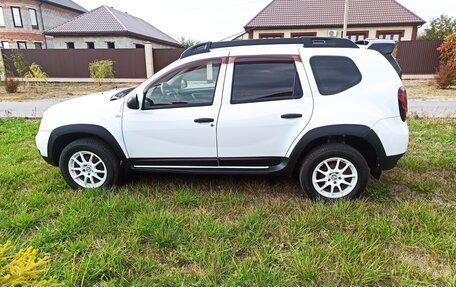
59;138;120;190
299;143;369;201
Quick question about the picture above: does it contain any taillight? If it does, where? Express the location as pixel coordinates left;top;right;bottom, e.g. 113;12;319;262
398;86;408;122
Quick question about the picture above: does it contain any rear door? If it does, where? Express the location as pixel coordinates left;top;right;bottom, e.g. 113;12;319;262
216;48;313;165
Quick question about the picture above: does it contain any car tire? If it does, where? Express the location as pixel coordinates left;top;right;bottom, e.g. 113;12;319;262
59;138;120;190
299;143;369;201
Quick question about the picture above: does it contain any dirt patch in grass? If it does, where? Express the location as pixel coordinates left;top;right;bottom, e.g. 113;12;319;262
0;82;138;102
404;80;456;100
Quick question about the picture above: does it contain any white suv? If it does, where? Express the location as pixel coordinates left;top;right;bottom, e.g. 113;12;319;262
36;37;409;201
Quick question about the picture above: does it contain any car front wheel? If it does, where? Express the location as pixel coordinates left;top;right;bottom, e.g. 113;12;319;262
59;138;120;190
299;143;369;201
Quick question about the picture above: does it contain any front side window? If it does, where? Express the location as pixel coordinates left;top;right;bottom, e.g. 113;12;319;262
34;42;42;49
143;58;222;110
11;7;22;27
1;41;9;49
310;56;362;96
29;9;38;29
231;56;303;104
0;7;5;27
107;42;115;49
66;42;74;49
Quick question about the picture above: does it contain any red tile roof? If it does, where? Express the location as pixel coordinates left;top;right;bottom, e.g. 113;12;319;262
45;6;180;47
245;0;425;29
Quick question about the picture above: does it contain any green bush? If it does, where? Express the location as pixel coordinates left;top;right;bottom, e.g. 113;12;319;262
4;78;20;93
25;63;48;90
11;50;29;77
89;59;114;86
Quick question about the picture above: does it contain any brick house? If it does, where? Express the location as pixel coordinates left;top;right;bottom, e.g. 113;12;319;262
0;0;86;49
44;6;181;49
237;0;425;41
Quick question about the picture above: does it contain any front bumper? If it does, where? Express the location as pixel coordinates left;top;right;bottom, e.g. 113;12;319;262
36;130;51;158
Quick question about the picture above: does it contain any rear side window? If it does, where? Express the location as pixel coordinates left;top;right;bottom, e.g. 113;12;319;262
231;56;303;104
310;56;362;95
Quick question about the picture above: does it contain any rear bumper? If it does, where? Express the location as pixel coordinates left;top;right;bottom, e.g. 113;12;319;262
371;117;409;157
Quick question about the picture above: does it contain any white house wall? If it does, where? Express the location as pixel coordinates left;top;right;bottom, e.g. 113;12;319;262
47;36;175;49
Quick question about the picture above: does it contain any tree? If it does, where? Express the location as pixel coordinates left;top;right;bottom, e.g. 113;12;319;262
178;36;202;48
418;15;456;40
435;33;456;89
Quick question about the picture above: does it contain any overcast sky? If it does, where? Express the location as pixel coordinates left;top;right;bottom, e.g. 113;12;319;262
75;0;456;41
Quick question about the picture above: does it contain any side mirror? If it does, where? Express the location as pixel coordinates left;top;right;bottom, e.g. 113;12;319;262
127;94;140;109
181;79;188;89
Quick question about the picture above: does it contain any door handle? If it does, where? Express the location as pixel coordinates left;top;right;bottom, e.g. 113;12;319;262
194;118;214;123
281;113;303;119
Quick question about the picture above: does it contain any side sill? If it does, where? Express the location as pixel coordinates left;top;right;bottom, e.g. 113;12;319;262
128;159;291;176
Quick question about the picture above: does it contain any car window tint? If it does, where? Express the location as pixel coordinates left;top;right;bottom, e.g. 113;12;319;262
310;56;362;95
143;59;221;109
231;56;302;104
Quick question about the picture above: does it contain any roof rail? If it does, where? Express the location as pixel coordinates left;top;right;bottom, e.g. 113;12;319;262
180;37;358;59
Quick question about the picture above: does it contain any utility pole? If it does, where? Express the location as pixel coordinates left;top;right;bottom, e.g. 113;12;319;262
342;0;349;38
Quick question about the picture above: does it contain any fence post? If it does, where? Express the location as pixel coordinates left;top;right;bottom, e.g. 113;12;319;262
145;42;154;78
0;49;5;81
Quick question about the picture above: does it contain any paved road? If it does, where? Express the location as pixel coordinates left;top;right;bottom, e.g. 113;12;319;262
0;98;455;118
408;100;456;118
0;98;68;118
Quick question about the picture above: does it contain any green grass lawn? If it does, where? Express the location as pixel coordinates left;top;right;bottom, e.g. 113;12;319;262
0;119;455;287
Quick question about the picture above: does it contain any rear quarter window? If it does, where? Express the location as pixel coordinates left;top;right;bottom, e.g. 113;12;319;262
310;56;362;96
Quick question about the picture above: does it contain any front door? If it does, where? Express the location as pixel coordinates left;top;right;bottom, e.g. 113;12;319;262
122;56;227;166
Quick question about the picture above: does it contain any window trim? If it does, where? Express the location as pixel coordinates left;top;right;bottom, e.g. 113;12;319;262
376;30;405;41
1;41;9;49
29;8;39;30
291;32;317;38
17;41;27;49
141;57;224;111
34;42;43;49
258;33;284;39
11;7;23;28
346;31;369;41
0;7;6;27
230;55;303;105
309;55;362;96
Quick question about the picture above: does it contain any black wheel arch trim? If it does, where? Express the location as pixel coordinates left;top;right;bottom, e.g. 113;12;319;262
47;124;127;167
284;124;390;174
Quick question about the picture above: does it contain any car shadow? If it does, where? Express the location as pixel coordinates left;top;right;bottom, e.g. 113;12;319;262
122;172;303;198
